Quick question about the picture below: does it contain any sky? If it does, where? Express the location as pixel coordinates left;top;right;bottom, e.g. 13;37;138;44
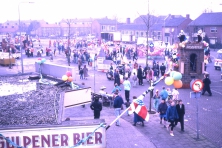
1;0;222;23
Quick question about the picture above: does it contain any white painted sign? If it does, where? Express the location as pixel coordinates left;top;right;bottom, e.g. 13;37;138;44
0;125;106;148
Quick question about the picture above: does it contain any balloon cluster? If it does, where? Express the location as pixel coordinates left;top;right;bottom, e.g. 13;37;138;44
37;58;46;64
62;71;73;82
164;71;183;89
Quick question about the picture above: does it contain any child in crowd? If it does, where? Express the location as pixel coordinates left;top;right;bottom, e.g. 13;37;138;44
132;72;137;87
79;68;84;79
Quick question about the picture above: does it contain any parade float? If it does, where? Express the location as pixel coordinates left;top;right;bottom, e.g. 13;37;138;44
168;30;205;88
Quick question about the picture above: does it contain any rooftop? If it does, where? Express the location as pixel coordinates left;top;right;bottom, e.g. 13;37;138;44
189;12;222;26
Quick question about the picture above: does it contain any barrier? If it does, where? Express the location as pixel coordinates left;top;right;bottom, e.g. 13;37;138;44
35;62;76;80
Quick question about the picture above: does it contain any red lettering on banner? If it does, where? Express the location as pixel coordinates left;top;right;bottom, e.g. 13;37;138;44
41;135;50;147
95;132;102;144
0;137;5;148
81;133;85;145
73;133;80;145
23;136;31;147
52;134;59;147
86;133;93;144
32;135;39;147
6;137;14;148
61;134;68;146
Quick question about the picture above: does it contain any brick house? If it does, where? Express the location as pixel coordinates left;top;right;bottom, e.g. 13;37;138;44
91;17;118;40
118;16;168;41
188;12;222;48
0;20;32;35
36;18;93;37
163;14;192;45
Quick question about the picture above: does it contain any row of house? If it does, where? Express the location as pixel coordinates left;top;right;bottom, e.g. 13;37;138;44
0;12;222;46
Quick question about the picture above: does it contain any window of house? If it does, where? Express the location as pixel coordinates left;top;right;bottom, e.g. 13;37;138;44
209;38;217;44
12;26;14;28
210;27;217;33
5;26;7;28
7;23;9;25
125;31;128;34
141;32;143;36
2;26;4;28
102;25;106;31
111;26;115;31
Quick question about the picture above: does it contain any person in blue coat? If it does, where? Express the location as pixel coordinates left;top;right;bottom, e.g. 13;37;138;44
166;101;179;136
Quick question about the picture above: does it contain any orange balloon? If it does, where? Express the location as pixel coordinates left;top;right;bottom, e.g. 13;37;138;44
68;76;73;82
173;80;183;88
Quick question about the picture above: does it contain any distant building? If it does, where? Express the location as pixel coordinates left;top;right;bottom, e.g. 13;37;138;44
163;14;192;44
0;20;32;35
188;12;222;47
91;17;118;40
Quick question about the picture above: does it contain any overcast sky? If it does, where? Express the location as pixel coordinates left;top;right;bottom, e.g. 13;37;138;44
1;0;222;23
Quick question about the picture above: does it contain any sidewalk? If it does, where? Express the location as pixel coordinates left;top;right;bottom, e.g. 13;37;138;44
65;103;218;148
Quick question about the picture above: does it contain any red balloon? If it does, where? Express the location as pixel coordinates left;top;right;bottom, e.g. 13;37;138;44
68;76;73;82
66;71;72;77
173;80;183;89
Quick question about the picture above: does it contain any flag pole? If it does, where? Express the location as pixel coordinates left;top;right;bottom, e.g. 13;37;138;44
106;106;130;130
106;89;152;130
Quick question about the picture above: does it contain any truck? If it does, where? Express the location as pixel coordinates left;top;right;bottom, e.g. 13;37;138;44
214;49;222;70
137;37;153;45
101;32;121;44
121;34;136;43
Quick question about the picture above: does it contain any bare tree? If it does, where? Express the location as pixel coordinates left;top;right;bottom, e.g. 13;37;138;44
63;19;75;66
137;0;157;67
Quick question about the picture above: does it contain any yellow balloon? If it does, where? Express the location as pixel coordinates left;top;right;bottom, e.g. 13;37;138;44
164;77;174;85
62;75;68;81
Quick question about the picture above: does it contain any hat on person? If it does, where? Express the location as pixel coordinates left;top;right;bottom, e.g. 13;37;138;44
114;83;118;86
100;86;106;90
156;89;159;92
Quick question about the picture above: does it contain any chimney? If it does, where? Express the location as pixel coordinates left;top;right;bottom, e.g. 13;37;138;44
186;14;190;19
171;15;175;19
126;18;130;24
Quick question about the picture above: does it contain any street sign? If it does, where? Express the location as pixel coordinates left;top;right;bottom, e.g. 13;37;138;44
149;43;154;48
190;91;201;98
149;43;154;52
191;80;204;92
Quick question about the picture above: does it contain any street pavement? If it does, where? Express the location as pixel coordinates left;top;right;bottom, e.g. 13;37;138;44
0;49;221;148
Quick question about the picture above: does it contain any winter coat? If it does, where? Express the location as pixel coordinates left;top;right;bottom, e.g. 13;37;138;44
166;106;179;121
158;103;168;115
114;95;123;108
90;100;102;111
83;67;88;77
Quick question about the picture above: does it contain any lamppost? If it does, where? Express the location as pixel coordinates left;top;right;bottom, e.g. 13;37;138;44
18;1;34;73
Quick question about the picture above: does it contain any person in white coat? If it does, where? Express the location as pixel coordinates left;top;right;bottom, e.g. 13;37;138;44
123;77;131;102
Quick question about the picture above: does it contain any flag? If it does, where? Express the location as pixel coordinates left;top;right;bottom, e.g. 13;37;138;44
128;96;149;121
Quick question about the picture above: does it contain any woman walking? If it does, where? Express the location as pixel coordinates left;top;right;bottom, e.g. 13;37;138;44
153;90;160;111
166;101;179;136
83;65;89;79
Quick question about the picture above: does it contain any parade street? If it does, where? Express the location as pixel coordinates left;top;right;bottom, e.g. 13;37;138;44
0;47;221;148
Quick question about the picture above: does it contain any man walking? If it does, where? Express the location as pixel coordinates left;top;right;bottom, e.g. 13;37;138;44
90;97;102;119
123;77;131;102
202;74;212;96
160;63;166;76
137;65;143;85
175;100;185;132
113;90;124;126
